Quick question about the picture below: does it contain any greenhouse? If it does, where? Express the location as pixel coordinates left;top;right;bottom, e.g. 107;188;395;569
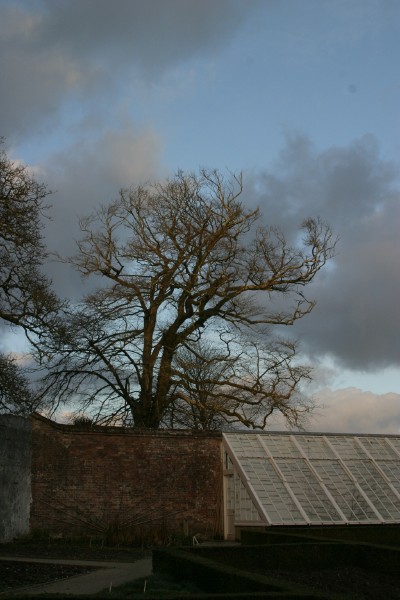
222;431;400;539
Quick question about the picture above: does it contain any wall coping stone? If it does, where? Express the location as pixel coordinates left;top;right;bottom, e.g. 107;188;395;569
31;412;223;439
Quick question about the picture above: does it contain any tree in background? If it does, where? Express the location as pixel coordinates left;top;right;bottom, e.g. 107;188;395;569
45;169;335;429
0;140;60;414
161;338;311;430
160;341;236;430
0;354;42;415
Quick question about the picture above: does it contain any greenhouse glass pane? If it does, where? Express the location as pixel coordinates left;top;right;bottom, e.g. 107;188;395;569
275;458;341;522
385;438;400;456
258;435;301;458
234;474;261;521
361;437;398;460
240;457;306;524
344;460;400;520
328;437;365;460
310;459;377;522
377;461;400;494
294;436;336;460
228;434;265;458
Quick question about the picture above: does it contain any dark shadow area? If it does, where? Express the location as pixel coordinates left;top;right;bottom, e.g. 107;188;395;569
153;525;400;599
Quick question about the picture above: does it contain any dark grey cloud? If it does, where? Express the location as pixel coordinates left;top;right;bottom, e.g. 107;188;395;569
0;0;260;139
247;133;400;372
42;0;252;69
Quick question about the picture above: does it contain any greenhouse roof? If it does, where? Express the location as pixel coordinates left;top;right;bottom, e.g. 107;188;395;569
223;431;400;526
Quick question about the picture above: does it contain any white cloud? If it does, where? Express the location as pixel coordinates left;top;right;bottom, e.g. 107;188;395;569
265;387;400;434
309;388;400;434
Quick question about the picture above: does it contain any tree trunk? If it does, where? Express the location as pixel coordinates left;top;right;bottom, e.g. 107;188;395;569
131;396;162;429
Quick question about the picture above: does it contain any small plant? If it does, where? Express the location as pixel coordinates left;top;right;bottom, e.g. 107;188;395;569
71;415;94;429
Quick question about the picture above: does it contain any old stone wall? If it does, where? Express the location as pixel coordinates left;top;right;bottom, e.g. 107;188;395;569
31;415;223;540
0;414;32;542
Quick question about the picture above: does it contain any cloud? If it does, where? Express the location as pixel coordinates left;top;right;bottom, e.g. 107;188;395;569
0;4;94;139
0;0;260;139
309;387;400;434
247;133;400;372
42;121;164;298
265;387;400;434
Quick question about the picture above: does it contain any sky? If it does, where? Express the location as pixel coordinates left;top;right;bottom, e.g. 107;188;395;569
1;0;399;433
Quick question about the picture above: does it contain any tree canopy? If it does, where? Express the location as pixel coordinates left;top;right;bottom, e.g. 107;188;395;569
45;169;335;429
0;354;42;415
0;141;60;414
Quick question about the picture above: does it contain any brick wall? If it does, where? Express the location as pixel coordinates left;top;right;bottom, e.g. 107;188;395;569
30;415;223;540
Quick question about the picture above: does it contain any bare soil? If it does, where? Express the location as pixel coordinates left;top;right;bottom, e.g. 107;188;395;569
0;539;146;562
0;561;97;594
0;539;146;594
257;566;400;600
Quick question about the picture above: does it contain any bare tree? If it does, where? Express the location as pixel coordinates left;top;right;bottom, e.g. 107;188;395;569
0;354;42;415
161;341;236;430
162;337;314;430
45;169;335;428
0;140;61;412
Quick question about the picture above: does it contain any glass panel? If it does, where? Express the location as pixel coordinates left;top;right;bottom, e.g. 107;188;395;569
377;461;400;494
311;459;378;522
276;458;341;522
277;459;342;523
240;457;306;524
385;438;400;457
295;436;336;459
258;435;301;458
361;437;398;460
226;433;265;458
225;473;235;511
234;473;261;521
328;437;365;460
345;460;400;520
